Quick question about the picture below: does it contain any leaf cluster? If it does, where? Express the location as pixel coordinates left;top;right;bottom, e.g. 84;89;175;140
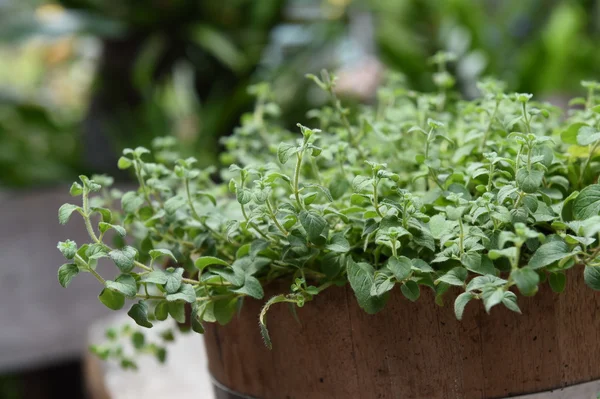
57;62;600;350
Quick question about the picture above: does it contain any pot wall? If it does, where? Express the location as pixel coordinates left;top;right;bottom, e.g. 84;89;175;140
203;269;600;399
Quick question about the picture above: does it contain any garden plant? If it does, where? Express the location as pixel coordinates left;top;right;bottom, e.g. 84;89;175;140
57;56;600;366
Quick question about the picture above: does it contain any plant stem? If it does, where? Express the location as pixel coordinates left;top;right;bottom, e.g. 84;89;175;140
480;100;500;151
184;178;226;241
196;293;241;302
327;89;365;157
522;103;531;133
133;160;155;211
76;254;106;284
293;152;304;210
82;191;100;243
579;141;600;187
457;218;465;256
372;178;383;217
487;161;495;192
241;204;274;242
266;198;288;236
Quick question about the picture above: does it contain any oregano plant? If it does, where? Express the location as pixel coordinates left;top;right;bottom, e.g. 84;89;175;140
57;59;600;354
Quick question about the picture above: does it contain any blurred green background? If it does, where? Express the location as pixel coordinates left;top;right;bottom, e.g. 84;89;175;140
1;0;599;187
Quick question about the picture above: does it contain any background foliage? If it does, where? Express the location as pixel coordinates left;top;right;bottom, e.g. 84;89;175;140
1;0;599;187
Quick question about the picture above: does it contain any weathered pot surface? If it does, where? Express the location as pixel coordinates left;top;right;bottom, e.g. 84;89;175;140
204;268;600;399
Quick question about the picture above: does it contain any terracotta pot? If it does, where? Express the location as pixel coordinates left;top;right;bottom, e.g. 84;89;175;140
203;269;600;399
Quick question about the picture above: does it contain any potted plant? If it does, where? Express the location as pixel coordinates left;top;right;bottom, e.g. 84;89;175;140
57;63;600;398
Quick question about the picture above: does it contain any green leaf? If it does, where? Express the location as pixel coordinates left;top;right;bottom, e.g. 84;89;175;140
213;298;238;325
400;280;420;302
435;267;468;287
128;301;153;328
195;256;230;271
482;287;504;313
92;207;112;223
140;270;169;285
561;122;587;144
454;292;474;320
121;191;144;214
577;126;600;146
352;176;372;192
584;266;600;290
131;332;145;349
299;210;327;241
511;267;539;296
411;259;434;273
548;272;566;293
69;182;83;196
98;223;126;237
326;233;350;253
57;240;77;259
105;274;138;298
168;302;185;323
528;241;570;269
109;246;137;273
574;185;600;220
149;249;176;261
370;273;395;297
329;175;350;199
212;268;245;287
117;156;133;169
98;288;125;310
516;169;544;193
58;204;79;225
502;291;521;313
277;143;297;164
466;275;507;292
232;276;264;299
166;283;196;303
58;263;79;288
155;301;169;321
346;258;388;314
164;195;187;214
236;188;252;205
387;256;412;280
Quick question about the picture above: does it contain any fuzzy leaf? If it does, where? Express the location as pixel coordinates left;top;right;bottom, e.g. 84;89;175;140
528;241;570;270
387;256;412;280
149;249;176;261
326;233;350;253
516;169;544;193
128;301;153;328
105;274;138;298
277;143;297;164
454;292;474;320
584;266;600;290
435;267;468;287
511;267;539;296
299;210;327;241
166;283;196;303
195;256;230;271
98;288;125;310
232;276;264;299
346;258;388;314
109;246;137;273
574;185;600;220
400;281;420;302
58;204;79;225
58;263;79;288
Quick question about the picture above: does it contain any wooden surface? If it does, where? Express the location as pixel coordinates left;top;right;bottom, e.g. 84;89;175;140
0;188;113;372
204;269;600;399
